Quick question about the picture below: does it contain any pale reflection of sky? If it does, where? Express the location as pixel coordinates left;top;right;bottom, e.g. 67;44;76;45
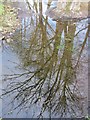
1;0;88;118
0;47;2;118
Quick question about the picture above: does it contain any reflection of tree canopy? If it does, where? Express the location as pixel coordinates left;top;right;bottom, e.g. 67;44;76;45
2;0;89;118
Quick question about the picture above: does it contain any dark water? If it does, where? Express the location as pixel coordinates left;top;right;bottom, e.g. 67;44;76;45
1;0;89;118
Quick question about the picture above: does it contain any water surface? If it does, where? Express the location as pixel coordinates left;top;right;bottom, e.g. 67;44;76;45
1;0;89;118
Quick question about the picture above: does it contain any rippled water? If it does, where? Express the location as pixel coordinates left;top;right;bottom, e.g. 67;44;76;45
1;0;89;118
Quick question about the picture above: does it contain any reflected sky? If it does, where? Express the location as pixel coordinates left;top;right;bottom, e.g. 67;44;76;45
1;0;89;118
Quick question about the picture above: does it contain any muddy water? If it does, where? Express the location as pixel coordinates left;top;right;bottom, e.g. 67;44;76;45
1;0;89;118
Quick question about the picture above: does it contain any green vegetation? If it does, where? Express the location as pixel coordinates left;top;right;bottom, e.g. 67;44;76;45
85;116;90;120
0;4;4;15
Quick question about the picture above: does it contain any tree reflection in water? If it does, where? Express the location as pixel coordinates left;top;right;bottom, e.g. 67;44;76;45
2;0;89;118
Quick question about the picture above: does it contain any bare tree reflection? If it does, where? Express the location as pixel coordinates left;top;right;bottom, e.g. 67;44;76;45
2;0;89;118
